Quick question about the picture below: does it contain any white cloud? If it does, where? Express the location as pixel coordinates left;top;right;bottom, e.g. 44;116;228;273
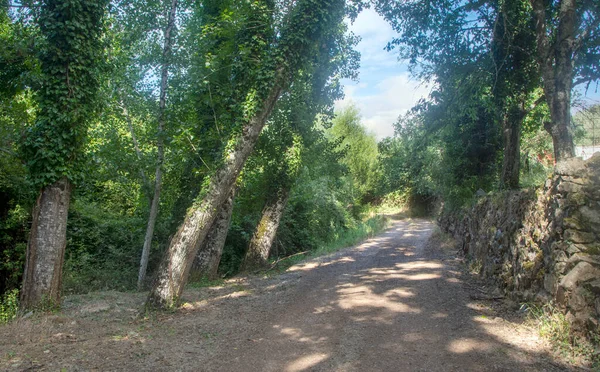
336;74;430;140
348;9;399;72
335;9;430;140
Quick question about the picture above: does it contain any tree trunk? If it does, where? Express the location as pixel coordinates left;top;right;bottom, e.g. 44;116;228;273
241;186;290;272
189;187;236;281
146;72;285;308
137;167;162;290
546;93;575;162
531;0;576;161
20;177;72;309
136;0;177;290
500;106;525;189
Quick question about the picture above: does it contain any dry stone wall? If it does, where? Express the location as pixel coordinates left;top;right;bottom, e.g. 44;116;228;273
439;153;600;336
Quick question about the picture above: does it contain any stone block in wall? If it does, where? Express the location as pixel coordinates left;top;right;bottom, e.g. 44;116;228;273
566;192;587;207
585;152;600;175
553;250;568;263
564;229;595;244
557;181;584;194
584;278;600;296
579;206;600;233
557;262;600;307
563;215;587;231
559;262;600;291
544;273;557;295
566;253;600;270
561;175;588;185
555;157;586;177
583;243;600;255
554;261;567;275
568;287;590;312
566;243;581;255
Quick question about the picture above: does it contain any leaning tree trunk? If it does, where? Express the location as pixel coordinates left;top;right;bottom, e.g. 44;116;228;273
136;0;178;290
531;0;576;161
146;0;345;309
20;177;72;309
189;187;236;281
146;73;285;309
500;106;526;189
241;186;290;272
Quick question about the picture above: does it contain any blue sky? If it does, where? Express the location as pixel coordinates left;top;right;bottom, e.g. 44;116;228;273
336;9;600;140
335;9;430;140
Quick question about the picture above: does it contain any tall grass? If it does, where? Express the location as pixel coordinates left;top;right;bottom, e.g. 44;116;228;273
313;214;390;256
266;214;391;274
526;303;599;368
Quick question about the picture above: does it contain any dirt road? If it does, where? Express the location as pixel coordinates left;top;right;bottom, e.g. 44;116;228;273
1;218;570;371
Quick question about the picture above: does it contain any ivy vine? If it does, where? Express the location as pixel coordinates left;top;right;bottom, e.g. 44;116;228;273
21;0;108;187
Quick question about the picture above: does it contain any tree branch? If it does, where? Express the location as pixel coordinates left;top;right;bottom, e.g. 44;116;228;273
574;15;600;52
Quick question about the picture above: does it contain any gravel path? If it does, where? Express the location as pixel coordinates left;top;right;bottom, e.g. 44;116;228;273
1;218;572;371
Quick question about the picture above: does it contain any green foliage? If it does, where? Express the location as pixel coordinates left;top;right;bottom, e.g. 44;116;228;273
378;111;439;210
21;0;109;187
0;205;29;294
0;12;37;297
328;106;380;203
312;214;389;256
266;213;390;274
0;289;19;324
63;198;151;294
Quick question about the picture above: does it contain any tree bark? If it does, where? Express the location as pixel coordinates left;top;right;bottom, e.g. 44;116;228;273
241;185;290;272
500;106;525;189
189;187;236;281
137;0;178;290
146;72;285;308
20;177;72;309
531;0;576;161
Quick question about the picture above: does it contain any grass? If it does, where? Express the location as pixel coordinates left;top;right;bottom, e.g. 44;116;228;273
187;277;226;289
314;214;390;256
265;213;392;274
525;303;599;368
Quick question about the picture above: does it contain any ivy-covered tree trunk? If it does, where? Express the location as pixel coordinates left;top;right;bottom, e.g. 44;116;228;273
20;0;107;309
137;0;178;291
146;0;345;309
531;0;576;161
189;187;236;281
146;77;285;308
20;178;71;309
241;186;290;272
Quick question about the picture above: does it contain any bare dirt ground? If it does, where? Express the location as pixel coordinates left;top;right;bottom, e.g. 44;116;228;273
1;217;579;371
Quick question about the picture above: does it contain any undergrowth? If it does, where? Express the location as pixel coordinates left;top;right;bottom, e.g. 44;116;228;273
526;303;599;368
266;214;391;274
0;289;18;324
